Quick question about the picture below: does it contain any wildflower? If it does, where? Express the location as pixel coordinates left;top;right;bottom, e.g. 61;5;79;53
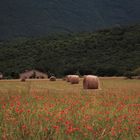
22;125;26;129
65;121;71;125
106;117;110;121
57;118;63;122
106;111;110;114
118;129;122;133
138;126;140;130
116;105;125;112
111;127;116;136
124;127;128;131
98;117;102;121
15;107;19;113
2;105;5;109
44;127;48;131
10;103;14;108
53;125;59;132
19;109;24;114
84;125;93;132
111;130;116;136
16;101;21;106
27;109;31;113
60;110;65;114
45;117;49;121
65;125;73;134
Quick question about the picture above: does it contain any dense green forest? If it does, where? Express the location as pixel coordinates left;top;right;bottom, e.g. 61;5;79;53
0;24;140;78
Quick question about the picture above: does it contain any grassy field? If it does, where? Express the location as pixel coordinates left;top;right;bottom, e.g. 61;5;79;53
0;78;140;140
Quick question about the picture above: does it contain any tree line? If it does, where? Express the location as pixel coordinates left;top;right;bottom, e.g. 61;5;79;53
0;24;140;78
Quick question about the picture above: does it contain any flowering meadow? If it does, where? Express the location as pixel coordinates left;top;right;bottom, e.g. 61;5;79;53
0;78;140;140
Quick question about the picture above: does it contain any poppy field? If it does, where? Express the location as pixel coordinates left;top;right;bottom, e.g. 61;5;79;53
0;78;140;140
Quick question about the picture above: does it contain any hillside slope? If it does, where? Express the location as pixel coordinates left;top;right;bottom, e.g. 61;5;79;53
0;0;140;40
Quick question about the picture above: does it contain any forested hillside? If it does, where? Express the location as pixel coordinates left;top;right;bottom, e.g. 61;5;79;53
0;24;140;78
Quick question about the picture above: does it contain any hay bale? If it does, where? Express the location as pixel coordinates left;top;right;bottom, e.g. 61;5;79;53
0;73;3;80
70;75;79;84
21;77;26;82
50;76;56;81
83;75;100;89
66;75;72;82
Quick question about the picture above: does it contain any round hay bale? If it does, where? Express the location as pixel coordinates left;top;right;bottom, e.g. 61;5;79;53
21;77;26;82
66;75;72;82
50;76;56;81
83;75;100;89
70;75;79;84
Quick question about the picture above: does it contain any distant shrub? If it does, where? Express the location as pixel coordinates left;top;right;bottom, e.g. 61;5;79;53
133;67;140;76
21;77;26;82
124;71;135;79
96;67;118;76
50;76;56;81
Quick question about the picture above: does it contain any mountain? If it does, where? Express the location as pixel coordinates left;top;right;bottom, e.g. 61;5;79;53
0;0;140;40
0;24;140;77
